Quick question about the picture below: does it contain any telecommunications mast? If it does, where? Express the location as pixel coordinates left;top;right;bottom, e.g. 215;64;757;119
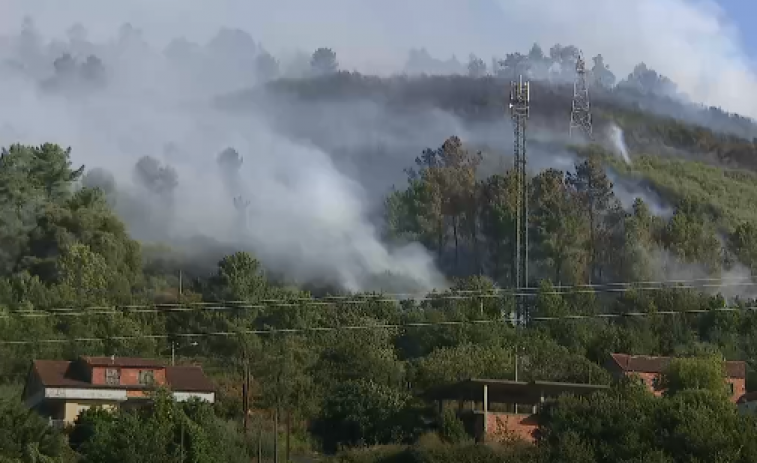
569;52;593;140
509;75;530;325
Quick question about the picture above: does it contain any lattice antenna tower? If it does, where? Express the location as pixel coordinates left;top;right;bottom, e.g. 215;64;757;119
509;75;530;325
569;52;593;140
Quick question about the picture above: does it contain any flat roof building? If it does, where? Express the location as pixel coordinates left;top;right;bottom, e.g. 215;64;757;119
424;378;609;443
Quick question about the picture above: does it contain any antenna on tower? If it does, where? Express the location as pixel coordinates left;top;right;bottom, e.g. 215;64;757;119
569;52;592;140
509;74;530;326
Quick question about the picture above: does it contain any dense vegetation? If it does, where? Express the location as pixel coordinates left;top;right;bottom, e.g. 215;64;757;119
6;28;757;462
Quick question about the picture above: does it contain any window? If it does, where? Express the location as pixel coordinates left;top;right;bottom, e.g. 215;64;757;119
138;370;155;385
651;376;662;390
105;368;120;386
729;382;735;395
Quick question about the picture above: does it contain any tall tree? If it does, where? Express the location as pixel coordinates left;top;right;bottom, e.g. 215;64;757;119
590;54;616;88
566;158;617;282
479;172;517;283
310;47;338;76
530;168;586;284
467;54;487;78
255;50;280;82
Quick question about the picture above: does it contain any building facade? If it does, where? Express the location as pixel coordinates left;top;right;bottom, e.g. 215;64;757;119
605;353;746;402
22;356;215;427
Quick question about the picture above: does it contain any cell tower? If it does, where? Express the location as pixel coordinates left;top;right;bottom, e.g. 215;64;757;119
509;75;530;325
569;52;592;139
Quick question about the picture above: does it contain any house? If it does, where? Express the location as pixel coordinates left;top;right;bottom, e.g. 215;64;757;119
605;353;746;402
22;356;215;427
424;378;609;443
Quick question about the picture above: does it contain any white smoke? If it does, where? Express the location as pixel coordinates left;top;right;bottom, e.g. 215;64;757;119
3;0;757;117
0;27;447;294
609;123;631;165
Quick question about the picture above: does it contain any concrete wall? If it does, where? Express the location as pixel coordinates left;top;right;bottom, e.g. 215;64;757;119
62;400;118;423
485;413;538;443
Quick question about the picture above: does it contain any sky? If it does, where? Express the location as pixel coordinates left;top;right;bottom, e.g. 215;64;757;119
1;0;757;116
716;0;757;56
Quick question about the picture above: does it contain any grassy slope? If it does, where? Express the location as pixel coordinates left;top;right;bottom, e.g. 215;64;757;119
605;153;757;229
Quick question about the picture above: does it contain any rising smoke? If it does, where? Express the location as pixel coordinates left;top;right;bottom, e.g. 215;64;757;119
608;123;631;165
1;0;756;292
0;21;452;293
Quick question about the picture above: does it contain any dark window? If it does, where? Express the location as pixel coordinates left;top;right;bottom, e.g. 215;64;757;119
729;382;735;395
138;370;155;385
651;376;662;390
105;368;120;386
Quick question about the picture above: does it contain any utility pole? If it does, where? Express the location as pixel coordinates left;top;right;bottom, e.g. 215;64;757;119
509;75;531;325
285;410;291;463
569;52;593;140
170;341;197;366
257;426;263;463
180;418;184;463
273;408;279;463
243;360;251;435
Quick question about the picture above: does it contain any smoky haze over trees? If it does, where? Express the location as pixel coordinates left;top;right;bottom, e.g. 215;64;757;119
5;4;757;461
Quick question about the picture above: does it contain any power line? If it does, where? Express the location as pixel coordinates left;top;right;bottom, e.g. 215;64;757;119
1;277;754;319
30;274;757;313
0;304;754;346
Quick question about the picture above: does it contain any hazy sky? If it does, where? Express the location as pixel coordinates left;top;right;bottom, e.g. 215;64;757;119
1;0;754;291
716;0;757;57
2;0;756;117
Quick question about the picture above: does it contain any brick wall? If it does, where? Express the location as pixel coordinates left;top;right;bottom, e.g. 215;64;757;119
91;367;105;385
120;368;167;386
729;378;746;402
91;367;166;386
485;413;538;443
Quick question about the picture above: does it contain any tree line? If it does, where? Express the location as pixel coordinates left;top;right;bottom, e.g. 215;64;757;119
0;138;756;461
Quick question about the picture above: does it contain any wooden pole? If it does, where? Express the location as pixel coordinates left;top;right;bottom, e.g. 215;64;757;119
285;410;291;462
273;408;279;463
243;362;250;435
257;425;263;463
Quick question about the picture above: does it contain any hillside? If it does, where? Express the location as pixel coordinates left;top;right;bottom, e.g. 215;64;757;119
223;72;757;172
605;154;757;230
5;28;757;463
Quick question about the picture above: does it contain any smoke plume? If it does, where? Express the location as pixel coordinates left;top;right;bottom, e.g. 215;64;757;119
608;123;631;165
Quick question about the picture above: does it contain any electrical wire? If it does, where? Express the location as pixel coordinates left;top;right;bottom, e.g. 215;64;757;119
0;279;752;319
0;304;754;346
4;274;755;319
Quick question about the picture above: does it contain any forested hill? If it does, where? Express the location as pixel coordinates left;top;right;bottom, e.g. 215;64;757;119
223;71;757;172
214;69;757;285
6;30;757;462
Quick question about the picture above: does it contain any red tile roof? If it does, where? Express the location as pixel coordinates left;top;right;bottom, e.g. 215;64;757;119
81;356;166;368
29;358;214;393
609;353;746;379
